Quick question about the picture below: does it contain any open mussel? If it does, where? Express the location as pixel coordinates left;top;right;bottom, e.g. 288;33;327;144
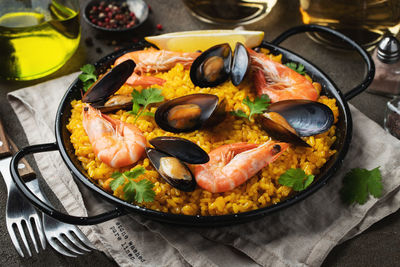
231;42;250;86
98;94;133;113
190;42;250;88
258;100;334;147
190;43;232;88
82;59;135;110
155;94;226;133
146;136;209;192
150;136;209;164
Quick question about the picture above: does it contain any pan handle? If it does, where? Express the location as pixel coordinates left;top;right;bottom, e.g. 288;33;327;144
271;24;375;101
10;142;126;225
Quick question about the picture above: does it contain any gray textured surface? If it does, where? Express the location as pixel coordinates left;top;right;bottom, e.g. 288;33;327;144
0;0;398;266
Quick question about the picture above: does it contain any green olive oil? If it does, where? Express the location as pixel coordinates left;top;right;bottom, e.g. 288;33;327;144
0;2;80;80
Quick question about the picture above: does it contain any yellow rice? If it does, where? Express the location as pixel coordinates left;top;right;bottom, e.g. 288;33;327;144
67;56;338;216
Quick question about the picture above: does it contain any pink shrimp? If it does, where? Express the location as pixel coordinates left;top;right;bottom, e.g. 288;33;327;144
115;47;200;74
248;48;319;103
125;72;166;87
194;141;289;193
82;103;146;168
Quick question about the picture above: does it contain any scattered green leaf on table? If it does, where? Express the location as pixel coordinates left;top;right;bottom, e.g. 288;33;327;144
231;94;270;120
278;168;314;191
285;62;306;75
110;166;155;203
78;64;97;92
129;88;164;122
340;167;383;205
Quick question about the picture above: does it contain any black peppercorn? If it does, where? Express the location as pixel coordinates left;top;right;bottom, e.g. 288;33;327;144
87;1;138;30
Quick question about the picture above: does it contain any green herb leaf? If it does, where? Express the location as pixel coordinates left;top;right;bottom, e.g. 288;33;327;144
132;179;156;203
142;112;155;117
109;167;155;203
278;168;315;191
231;95;270;120
285;62;306;75
78;64;97;92
124;167;146;179
340;167;383;205
131;88;164;122
110;176;126;191
230;110;248;118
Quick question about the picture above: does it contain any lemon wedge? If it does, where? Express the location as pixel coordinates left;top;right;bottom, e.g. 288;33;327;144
145;30;264;52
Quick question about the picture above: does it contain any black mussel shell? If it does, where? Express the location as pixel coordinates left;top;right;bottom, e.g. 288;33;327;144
146;148;196;192
269;100;334;137
190;43;232;88
97;94;133;113
257;115;310;147
202;98;227;128
155;94;225;133
150;136;209;164
231;42;250;86
82;60;135;105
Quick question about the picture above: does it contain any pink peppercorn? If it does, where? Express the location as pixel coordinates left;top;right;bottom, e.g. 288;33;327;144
88;1;138;30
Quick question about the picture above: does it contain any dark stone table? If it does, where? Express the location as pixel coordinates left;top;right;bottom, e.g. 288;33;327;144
0;0;399;266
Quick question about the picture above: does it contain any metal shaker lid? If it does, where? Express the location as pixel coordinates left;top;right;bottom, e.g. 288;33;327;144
377;36;400;64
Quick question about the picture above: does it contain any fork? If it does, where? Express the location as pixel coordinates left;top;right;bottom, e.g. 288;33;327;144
25;177;97;257
0;126;46;257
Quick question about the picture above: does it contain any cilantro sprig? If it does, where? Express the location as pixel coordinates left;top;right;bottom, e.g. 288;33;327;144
340;167;383;205
285;62;306;75
231;94;270;120
78;64;97;92
110;167;155;203
129;88;164;122
278;168;314;191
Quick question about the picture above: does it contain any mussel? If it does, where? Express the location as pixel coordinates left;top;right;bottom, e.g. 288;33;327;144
231;42;250;86
98;94;133;113
155;94;226;133
190;43;232;88
258;100;334;147
146;136;209;192
149;136;209;164
190;42;250;88
82;59;135;111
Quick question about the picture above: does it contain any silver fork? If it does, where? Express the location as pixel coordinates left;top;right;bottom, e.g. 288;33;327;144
1;157;47;257
26;177;97;257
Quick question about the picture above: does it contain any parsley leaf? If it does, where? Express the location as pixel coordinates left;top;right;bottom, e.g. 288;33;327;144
232;94;270;120
78;64;97;92
230;110;248;118
285;62;306;75
278;168;314;191
130;88;164;122
109;167;155;203
340;167;383;205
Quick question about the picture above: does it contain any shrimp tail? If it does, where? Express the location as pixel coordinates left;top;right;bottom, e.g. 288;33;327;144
125;73;166;87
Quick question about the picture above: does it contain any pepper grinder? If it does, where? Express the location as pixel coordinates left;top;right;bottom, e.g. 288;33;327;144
367;36;400;96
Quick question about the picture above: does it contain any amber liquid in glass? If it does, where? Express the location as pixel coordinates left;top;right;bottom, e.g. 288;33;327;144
0;1;80;80
300;0;400;49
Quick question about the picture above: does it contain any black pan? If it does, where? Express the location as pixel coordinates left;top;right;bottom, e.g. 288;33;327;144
11;25;375;226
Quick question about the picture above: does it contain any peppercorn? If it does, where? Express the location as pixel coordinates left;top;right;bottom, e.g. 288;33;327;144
87;1;138;30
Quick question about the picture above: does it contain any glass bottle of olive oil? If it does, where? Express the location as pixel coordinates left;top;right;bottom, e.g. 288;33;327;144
0;0;80;81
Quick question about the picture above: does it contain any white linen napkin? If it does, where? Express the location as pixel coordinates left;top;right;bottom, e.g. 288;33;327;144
8;73;400;266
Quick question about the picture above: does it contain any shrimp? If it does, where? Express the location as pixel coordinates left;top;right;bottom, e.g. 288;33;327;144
194;141;289;193
248;48;319;103
125;72;166;87
115;47;200;74
82;103;146;168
